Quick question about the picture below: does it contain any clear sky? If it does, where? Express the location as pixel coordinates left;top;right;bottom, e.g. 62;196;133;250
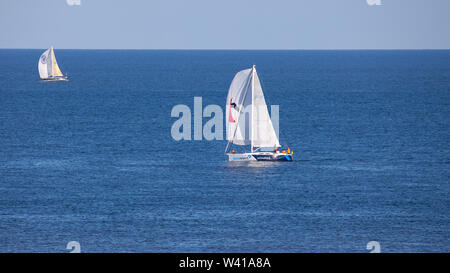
1;0;449;49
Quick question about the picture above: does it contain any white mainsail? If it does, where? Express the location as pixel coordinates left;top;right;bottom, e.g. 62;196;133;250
252;70;280;148
38;46;64;79
226;66;280;150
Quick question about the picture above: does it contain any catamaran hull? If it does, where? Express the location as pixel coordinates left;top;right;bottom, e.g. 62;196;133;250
227;153;293;162
42;77;69;82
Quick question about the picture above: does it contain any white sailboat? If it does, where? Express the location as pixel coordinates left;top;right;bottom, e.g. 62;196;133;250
225;65;293;161
38;46;68;81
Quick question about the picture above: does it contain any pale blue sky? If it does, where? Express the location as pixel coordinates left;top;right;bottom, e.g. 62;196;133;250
1;0;449;49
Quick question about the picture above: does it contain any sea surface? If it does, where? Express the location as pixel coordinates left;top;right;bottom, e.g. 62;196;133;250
0;50;449;252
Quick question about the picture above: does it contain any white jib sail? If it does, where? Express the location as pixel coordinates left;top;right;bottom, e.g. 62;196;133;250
226;68;253;145
38;48;51;79
226;66;280;149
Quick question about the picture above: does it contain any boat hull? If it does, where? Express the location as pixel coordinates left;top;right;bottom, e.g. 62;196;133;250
227;152;293;162
42;76;69;82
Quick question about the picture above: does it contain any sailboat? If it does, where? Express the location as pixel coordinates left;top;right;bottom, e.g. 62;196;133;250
225;65;293;161
38;46;68;81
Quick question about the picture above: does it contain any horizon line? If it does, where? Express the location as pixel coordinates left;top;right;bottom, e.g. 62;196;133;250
1;48;450;51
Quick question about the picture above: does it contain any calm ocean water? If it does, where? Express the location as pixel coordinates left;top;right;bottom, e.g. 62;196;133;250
0;50;448;252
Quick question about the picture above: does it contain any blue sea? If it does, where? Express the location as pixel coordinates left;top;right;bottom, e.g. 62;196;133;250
0;50;448;252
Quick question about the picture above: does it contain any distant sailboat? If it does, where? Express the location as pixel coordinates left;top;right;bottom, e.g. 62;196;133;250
225;65;293;161
38;46;68;81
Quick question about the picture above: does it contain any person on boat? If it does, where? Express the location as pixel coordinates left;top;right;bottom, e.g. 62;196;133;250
230;100;241;112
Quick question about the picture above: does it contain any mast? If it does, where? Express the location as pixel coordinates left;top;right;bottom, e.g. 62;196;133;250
251;65;255;153
48;47;54;77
